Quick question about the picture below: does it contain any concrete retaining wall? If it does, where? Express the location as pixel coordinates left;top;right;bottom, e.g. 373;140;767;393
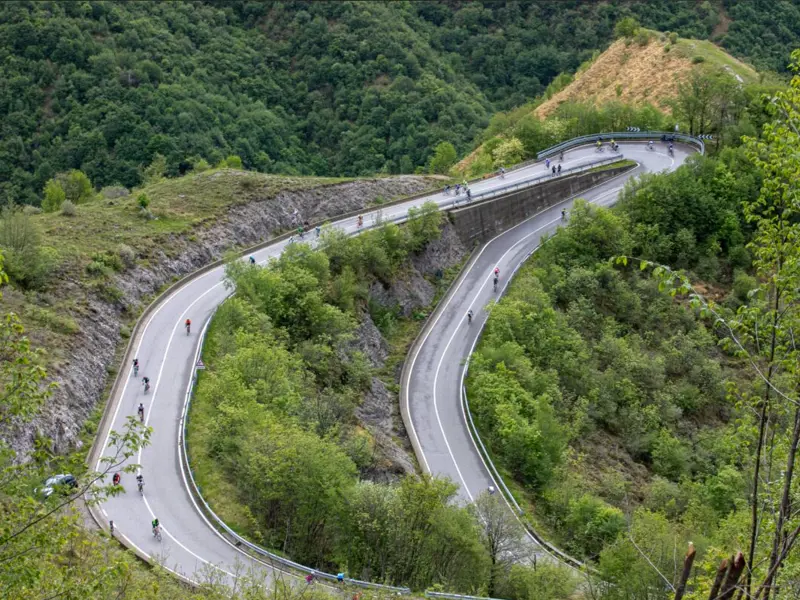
450;165;633;246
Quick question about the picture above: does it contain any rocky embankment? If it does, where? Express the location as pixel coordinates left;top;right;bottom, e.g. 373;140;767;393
357;223;468;480
9;176;439;461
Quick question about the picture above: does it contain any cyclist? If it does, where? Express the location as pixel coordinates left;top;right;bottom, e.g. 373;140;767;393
610;138;615;148
151;517;160;537
142;376;150;394
488;485;496;495
668;143;674;155
648;140;654;150
596;139;602;151
112;472;121;486
552;165;556;175
132;358;139;377
357;215;363;228
137;402;145;422
494;266;500;277
136;473;144;493
559;151;564;161
561;208;567;221
499;166;505;178
466;188;472;201
545;158;550;169
297;226;304;239
315;225;321;238
467;309;474;325
557;164;562;174
185;319;191;334
249;256;255;265
444;184;450;195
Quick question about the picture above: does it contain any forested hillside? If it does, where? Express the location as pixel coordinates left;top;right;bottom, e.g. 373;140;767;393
1;0;797;206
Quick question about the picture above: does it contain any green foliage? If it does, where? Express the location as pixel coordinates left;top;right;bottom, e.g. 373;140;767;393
0;1;787;205
58;169;93;204
0;206;56;289
42;178;66;213
614;17;641;39
492;137;524;168
60;199;76;216
137;193;149;209
191;215;497;588
429;142;457;174
469;147;764;565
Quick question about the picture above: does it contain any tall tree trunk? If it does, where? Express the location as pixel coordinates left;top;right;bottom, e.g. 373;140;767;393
746;284;783;598
763;403;800;600
674;543;696;600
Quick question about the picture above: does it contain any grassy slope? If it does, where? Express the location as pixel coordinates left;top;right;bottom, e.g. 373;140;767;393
7;170;352;367
455;32;759;173
535;33;758;118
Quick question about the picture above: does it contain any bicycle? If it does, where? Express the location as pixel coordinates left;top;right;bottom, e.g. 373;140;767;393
142;378;150;394
185;321;191;335
467;311;473;325
138;480;145;495
493;277;498;292
152;525;162;542
133;362;139;377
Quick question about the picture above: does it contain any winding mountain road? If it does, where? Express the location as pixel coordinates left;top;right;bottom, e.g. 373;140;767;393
93;141;693;587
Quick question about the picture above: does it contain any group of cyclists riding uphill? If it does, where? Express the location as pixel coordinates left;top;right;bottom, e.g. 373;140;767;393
122;133;679;543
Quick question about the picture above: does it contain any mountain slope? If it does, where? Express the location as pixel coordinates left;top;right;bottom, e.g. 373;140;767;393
535;35;759;118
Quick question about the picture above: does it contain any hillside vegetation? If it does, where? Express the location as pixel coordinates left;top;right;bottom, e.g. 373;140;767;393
457;27;779;176
535;34;759;118
1;1;796;206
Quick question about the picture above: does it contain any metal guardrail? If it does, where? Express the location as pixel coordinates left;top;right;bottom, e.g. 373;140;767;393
179;315;412;594
536;131;704;159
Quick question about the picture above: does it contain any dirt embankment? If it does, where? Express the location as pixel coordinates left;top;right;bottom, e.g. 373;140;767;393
7;176;437;461
535;38;694;118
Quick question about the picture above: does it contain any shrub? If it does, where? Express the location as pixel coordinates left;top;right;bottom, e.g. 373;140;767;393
429;141;458;174
613;16;640;39
668;32;679;44
26;306;80;335
137;193;150;209
635;29;651;46
692;55;706;64
117;244;136;268
58;170;93;204
22;205;42;215
0;206;56;289
565;494;626;557
139;208;155;220
221;155;243;169
101;186;130;199
194;158;211;172
61;200;76;216
91;251;124;272
42;178;66;212
86;260;113;278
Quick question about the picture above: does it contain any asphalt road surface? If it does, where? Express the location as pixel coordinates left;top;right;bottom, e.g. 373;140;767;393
95;141;693;586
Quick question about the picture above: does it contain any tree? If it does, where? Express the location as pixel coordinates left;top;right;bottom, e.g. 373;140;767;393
41;178;65;212
473;491;527;596
429;141;457;174
0;250;152;598
492;137;524;168
614;17;641;39
58;169;93;204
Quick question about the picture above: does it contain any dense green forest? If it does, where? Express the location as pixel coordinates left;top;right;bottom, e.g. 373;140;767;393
1;0;796;205
187;206;577;597
467;65;800;597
